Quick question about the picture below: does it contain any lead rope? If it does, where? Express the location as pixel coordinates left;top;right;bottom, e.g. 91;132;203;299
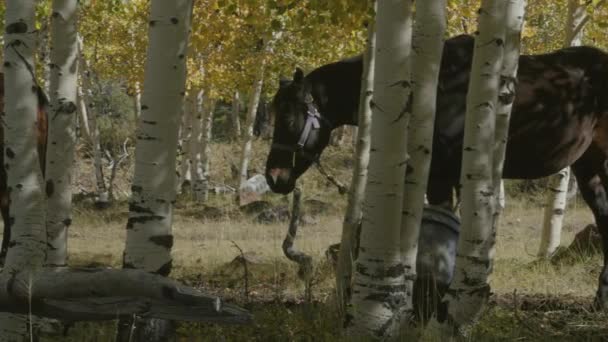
315;160;348;195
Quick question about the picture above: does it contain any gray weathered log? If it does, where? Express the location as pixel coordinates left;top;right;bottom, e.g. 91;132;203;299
0;268;251;324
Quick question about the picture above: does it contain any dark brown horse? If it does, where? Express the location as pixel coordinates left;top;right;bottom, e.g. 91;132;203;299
0;73;48;262
264;34;608;308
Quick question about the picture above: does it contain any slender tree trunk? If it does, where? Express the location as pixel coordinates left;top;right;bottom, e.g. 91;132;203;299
0;0;47;338
190;89;204;196
119;1;193;340
440;0;507;335
230;90;241;140
238;60;266;203
177;90;194;193
565;0;586;47
347;0;413;339
77;83;90;140
133;81;142;120
336;8;376;316
193;96;214;202
538;0;585;258
79;39;109;208
400;0;447;322
539;167;570;258
492;0;526;230
45;0;79;268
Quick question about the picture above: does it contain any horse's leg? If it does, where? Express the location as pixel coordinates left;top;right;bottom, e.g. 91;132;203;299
571;155;608;309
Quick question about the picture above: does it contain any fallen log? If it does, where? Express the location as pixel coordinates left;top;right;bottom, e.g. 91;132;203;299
0;267;251;324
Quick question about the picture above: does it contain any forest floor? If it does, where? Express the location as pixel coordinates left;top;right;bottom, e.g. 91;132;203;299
4;140;604;341
30;189;608;342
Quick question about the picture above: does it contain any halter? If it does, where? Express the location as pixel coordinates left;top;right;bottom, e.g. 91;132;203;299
270;93;333;165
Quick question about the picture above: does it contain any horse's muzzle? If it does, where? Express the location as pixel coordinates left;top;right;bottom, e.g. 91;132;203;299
266;168;295;194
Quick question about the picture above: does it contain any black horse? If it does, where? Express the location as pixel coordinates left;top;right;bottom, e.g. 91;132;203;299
264;34;608;308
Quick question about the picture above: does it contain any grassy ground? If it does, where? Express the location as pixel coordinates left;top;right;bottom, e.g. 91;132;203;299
5;138;606;341
36;189;605;341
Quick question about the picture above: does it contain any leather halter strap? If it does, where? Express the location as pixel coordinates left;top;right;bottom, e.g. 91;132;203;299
270;94;332;164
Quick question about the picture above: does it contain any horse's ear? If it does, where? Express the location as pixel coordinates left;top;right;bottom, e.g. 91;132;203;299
293;68;304;84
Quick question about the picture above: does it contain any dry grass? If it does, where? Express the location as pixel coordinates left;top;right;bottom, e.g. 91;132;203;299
4;138;604;340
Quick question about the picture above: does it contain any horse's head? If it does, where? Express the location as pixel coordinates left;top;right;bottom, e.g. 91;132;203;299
265;68;332;194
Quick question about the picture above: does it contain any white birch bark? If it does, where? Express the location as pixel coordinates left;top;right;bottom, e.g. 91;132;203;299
134;81;142;120
0;0;47;338
440;0;507;335
123;0;192;274
538;0;585;258
230;90;241;140
400;0;447;319
193;96;214;202
238;62;266;202
539;167;570;258
348;0;413;338
492;0;526;230
44;0;79;268
77;83;90;140
190;89;204;196
565;0;586;47
336;9;376;315
177;90;194;193
78;39;109;207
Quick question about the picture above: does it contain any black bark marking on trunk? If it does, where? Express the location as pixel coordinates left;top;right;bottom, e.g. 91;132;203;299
157;260;173;276
46;179;54;197
5;148;15;159
170;18;179;24
553;208;565;215
149;234;174;249
141;104;149;110
129;203;154;214
63;218;72;227
131;185;143;194
142;120;157;125
126;214;164;230
6;22;28;34
59;101;77;114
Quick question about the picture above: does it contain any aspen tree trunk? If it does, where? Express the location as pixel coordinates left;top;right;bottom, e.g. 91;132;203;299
193;97;214;202
45;0;79;267
119;1;193;340
0;0;47;338
440;0;507;335
336;7;376;315
347;0;413;338
124;0;192;283
77;84;90;140
177;90;194;193
400;0;447;319
538;0;584;258
134;81;142;120
238;59;267;202
539;167;570;257
79;40;109;208
230;90;241;139
190;89;204;196
492;0;526;230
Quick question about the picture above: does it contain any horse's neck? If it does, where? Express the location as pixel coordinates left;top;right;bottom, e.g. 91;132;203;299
313;83;360;130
